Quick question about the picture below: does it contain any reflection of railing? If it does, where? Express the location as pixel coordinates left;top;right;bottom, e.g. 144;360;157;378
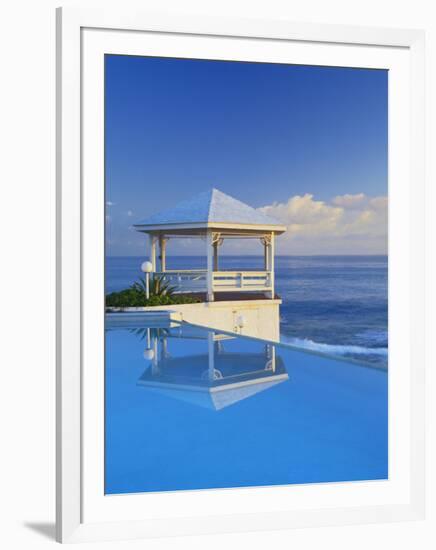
155;270;272;293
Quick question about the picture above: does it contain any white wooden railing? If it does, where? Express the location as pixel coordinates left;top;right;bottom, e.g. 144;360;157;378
155;270;272;293
212;271;272;291
156;270;207;292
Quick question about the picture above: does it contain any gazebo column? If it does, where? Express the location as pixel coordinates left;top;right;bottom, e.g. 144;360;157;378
212;233;222;271
213;242;219;271
264;239;269;270
269;232;275;299
149;234;157;273
159;235;167;272
261;233;274;298
206;231;214;302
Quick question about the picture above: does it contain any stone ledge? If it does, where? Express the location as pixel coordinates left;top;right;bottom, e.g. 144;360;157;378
106;298;282;314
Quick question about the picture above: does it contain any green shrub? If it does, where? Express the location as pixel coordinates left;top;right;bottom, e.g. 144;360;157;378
105;279;200;308
106;288;146;307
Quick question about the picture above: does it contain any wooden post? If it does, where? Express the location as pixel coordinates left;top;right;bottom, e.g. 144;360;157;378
206;231;214;302
149;234;157;273
213;242;218;271
159;235;166;272
264;240;269;270
269;232;275;299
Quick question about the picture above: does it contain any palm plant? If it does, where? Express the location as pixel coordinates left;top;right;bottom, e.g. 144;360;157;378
131;274;176;298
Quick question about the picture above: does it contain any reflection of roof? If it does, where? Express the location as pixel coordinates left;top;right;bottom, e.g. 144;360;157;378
138;375;289;411
133;188;286;233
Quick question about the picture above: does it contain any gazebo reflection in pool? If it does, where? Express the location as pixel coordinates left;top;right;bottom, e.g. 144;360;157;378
136;324;289;411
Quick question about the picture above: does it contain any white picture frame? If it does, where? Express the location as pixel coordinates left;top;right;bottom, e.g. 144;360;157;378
56;6;426;543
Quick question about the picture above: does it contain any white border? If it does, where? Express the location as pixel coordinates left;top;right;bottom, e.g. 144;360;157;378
56;8;425;543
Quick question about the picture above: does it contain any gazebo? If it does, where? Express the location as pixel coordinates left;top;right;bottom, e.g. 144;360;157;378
133;188;286;301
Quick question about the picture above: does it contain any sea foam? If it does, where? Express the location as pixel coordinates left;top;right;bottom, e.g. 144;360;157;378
280;335;388;357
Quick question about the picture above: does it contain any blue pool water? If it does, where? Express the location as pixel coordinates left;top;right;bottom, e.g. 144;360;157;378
106;255;388;368
105;319;388;494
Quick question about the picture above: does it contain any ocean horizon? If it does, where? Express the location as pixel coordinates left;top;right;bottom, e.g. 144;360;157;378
106;254;388;368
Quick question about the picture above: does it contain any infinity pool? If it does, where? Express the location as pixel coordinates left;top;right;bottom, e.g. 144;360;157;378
105;319;388;494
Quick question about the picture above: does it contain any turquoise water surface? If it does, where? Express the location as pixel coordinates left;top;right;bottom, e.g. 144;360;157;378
105;319;388;495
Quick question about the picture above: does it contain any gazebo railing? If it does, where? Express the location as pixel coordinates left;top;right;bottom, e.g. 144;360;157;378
156;270;208;292
213;271;272;291
155;270;272;293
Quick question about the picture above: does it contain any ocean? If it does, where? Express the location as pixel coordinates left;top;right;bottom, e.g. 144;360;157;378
106;255;388;368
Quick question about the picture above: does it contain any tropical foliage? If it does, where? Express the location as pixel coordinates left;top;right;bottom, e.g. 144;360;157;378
131;275;176;297
105;275;200;308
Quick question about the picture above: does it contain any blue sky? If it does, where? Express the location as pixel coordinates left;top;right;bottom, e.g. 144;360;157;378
105;55;388;256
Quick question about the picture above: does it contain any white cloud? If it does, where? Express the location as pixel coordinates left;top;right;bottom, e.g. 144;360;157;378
106;201;115;207
261;194;343;235
127;210;134;217
369;196;388;211
258;192;387;254
332;193;366;208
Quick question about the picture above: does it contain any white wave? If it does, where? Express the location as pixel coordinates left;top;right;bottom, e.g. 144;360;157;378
280;335;388;357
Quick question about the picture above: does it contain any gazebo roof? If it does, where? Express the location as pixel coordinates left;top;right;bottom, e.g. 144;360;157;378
133;188;286;234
